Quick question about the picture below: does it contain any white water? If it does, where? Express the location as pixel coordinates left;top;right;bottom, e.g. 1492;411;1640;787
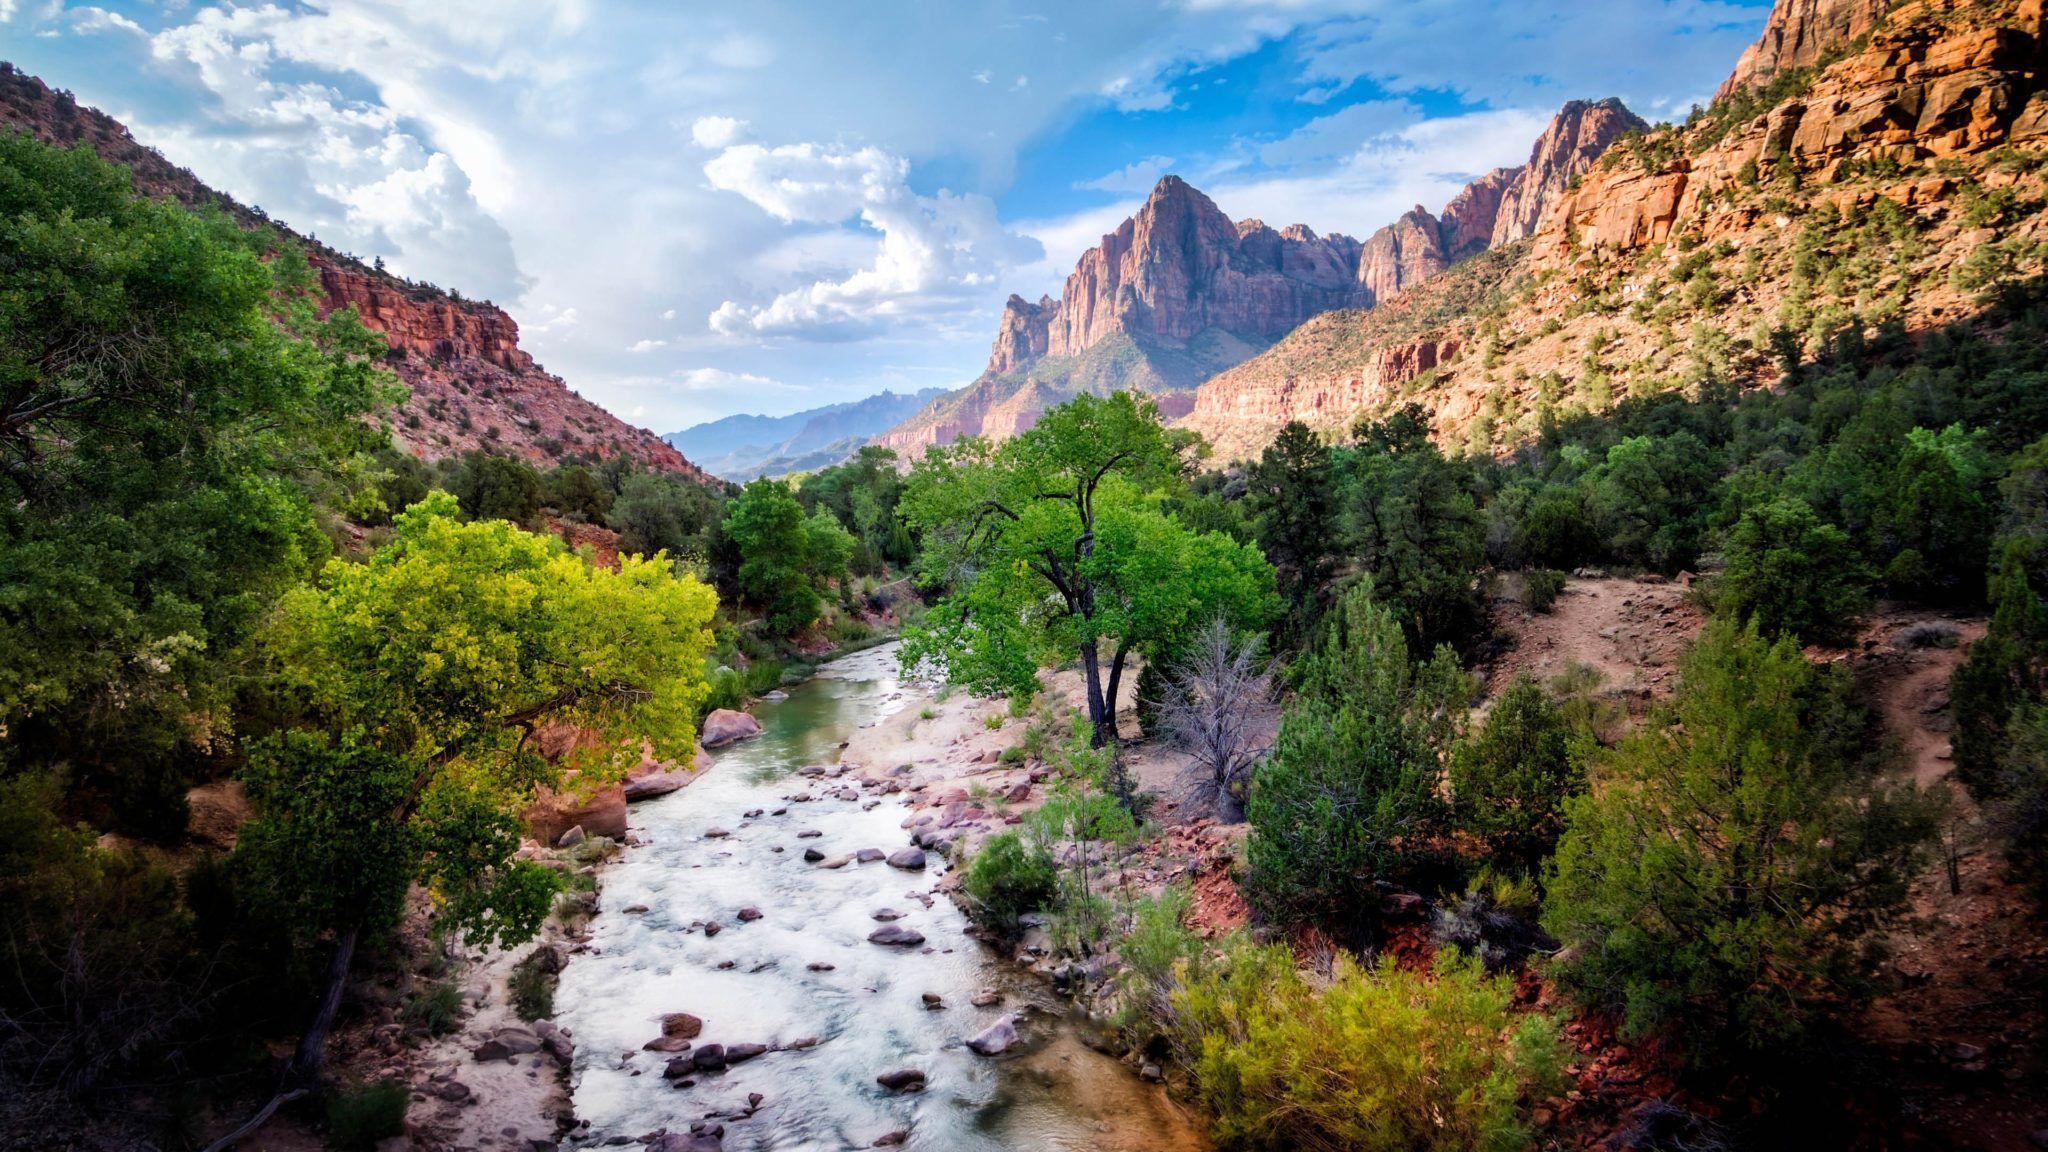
554;644;1204;1151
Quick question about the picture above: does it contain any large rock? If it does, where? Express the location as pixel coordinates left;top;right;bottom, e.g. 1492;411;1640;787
1717;0;1890;101
661;1012;704;1040
1490;98;1648;246
966;1015;1021;1056
886;847;927;871
875;1067;927;1092
523;781;626;845
701;709;764;748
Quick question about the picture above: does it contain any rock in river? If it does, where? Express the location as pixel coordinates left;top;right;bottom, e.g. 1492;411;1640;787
875;1067;926;1092
886;847;927;871
966;1015;1020;1056
701;709;764;748
868;924;926;947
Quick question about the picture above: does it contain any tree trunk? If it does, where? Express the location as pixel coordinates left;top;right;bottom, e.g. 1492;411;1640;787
292;923;360;1078
1080;639;1110;747
1102;643;1131;746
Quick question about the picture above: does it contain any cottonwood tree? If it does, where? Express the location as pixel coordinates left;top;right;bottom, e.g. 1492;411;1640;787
1155;617;1277;817
901;392;1275;746
243;493;716;1079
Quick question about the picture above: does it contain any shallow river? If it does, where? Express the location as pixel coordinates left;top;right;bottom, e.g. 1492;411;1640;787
555;643;1206;1151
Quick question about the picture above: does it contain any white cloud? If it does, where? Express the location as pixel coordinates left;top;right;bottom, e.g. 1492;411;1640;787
628;338;669;352
674;367;799;393
702;139;1039;341
660;308;677;320
70;6;145;36
689;114;748;149
1075;155;1179;194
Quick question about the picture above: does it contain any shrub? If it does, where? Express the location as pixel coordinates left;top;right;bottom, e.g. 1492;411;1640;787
326;1078;409;1151
400;980;464;1036
1244;582;1469;936
509;952;555;1022
1171;942;1566;1152
1544;621;1936;1063
1449;676;1584;876
1524;569;1567;614
960;831;1057;939
1714;496;1868;644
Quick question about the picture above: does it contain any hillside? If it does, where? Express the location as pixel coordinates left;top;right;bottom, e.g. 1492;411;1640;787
667;387;945;480
875;99;1642;459
1180;0;2048;461
0;64;711;482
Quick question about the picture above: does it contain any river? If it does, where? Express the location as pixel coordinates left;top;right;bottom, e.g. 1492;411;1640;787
553;643;1208;1151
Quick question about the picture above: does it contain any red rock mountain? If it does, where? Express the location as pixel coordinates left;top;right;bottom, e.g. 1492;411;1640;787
876;98;1645;459
0;64;710;481
1179;0;2048;461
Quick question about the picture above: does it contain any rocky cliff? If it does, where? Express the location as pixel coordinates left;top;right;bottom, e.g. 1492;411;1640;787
880;97;1643;460
1178;0;2048;461
0;64;709;481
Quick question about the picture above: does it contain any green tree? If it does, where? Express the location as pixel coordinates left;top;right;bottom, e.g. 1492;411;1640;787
723;477;825;635
444;452;544;525
1243;581;1469;936
0;130;396;836
1339;421;1489;648
901;392;1275;745
1584;432;1719;570
1544;620;1935;1062
608;471;719;559
247;492;716;1075
1714;495;1869;644
1246;421;1336;608
543;462;614;522
1449;676;1583;878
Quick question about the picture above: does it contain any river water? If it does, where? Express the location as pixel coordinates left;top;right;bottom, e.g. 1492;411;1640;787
554;643;1207;1151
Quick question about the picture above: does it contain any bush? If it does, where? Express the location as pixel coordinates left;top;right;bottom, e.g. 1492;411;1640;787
1524;569;1567;614
1543;620;1936;1063
1449;676;1583;876
509;952;555;1021
400;980;464;1036
1171;942;1565;1152
326;1078;409;1151
1714;496;1868;644
1244;582;1468;936
960;831;1057;938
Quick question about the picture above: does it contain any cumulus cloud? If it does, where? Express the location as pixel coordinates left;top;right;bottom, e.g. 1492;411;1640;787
143;3;528;302
690;115;748;149
1076;154;1178;193
628;338;669;352
702;139;1039;341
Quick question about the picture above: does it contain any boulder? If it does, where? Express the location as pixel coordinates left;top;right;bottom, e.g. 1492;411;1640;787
556;825;586;848
661;1012;704;1039
703;921;723;937
701;709;764;748
523;782;627;844
872;908;906;921
803;847;826;862
855;848;884;863
868;925;926;947
473;1038;513;1062
886;848;927;871
624;768;690;801
736;906;763;922
691;1043;728;1071
970;989;1001;1008
875;1067;927;1092
966;1015;1020;1056
725;1042;768;1063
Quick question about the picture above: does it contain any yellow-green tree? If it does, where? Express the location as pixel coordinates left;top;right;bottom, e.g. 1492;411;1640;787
244;492;716;1075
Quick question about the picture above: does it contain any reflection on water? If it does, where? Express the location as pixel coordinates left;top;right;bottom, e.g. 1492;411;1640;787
555;644;1206;1151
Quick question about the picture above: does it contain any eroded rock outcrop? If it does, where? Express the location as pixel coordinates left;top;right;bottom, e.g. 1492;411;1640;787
1492;98;1649;245
1717;0;1894;100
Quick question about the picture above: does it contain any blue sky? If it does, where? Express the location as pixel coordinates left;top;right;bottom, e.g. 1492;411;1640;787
1;0;1771;431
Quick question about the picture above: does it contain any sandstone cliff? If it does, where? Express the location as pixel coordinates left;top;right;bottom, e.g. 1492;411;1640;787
1178;0;2048;462
1491;98;1649;245
0;64;709;481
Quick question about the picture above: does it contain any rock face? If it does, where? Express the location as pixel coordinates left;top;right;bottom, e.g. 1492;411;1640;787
1490;98;1649;245
522;782;626;845
0;65;711;483
875;98;1640;462
1717;0;1894;99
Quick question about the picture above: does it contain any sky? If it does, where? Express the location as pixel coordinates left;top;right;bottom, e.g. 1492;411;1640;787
1;0;1772;433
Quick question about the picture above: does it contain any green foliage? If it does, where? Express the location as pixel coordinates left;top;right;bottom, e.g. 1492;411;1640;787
400;981;464;1036
723;477;852;637
1024;781;1142;955
1246;421;1337;609
1170;941;1565;1152
1450;676;1583;877
1952;543;2048;799
1544;620;1936;1062
0;129;396;835
1244;581;1470;934
246;494;717;956
797;445;915;572
960;829;1058;938
1340;407;1490;647
901;392;1276;745
543;463;614;522
445;452;545;525
1524;568;1567;613
1714;496;1869;644
608;470;719;560
509;951;556;1022
326;1079;409;1151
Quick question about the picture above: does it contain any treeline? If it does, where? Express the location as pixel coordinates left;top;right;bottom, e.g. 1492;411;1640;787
916;276;2048;1146
0;128;909;1145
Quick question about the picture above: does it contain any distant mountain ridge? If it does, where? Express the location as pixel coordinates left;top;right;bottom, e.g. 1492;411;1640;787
871;98;1645;460
667;388;948;480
